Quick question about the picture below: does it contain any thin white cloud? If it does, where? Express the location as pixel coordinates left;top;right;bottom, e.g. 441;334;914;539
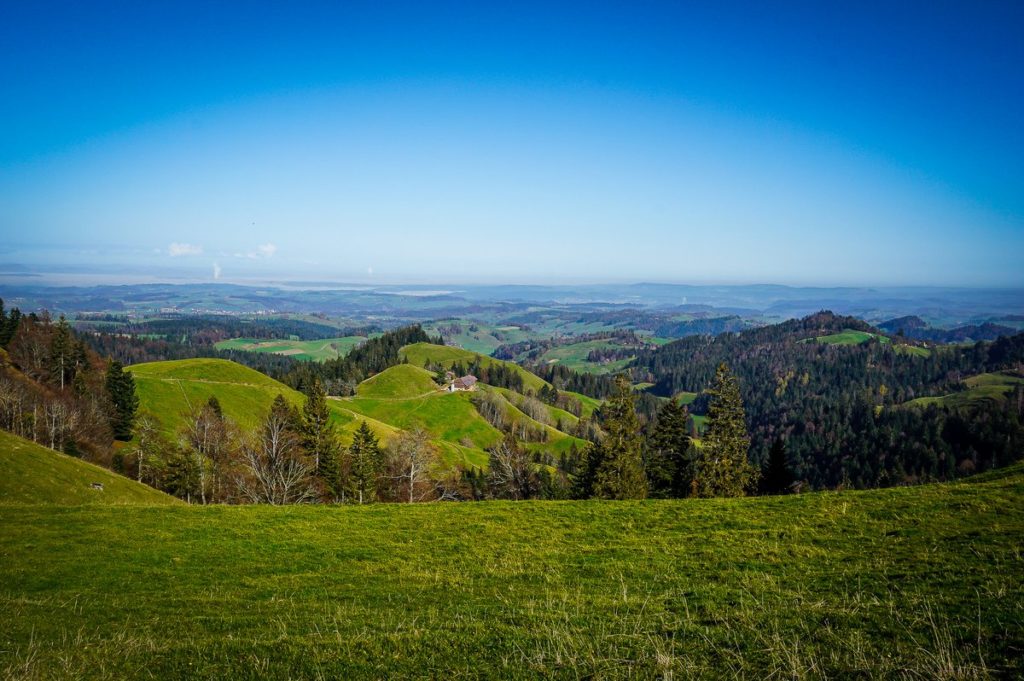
213;262;222;280
234;243;278;259
168;242;203;257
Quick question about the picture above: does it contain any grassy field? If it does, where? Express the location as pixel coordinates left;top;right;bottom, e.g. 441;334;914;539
0;431;179;506
906;371;1024;410
1;467;1021;678
421;320;536;355
533;339;634;375
129;359;305;436
355;363;439;399
674;391;699;405
894;343;932;358
401;342;605;418
402;342;550;393
214;336;368;361
810;329;891;345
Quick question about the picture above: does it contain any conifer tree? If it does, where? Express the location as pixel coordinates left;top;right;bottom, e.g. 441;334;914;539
300;380;342;496
760;438;794;495
49;315;73;390
348;421;381;503
694;362;757;497
105;359;139;441
592;374;648;499
646;398;692;497
206;395;223;419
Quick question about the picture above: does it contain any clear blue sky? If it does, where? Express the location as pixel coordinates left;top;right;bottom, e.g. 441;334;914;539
1;1;1022;285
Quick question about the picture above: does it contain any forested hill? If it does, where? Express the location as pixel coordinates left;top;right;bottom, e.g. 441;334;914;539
635;311;1024;489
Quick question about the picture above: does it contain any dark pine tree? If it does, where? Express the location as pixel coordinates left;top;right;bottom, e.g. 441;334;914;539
646;398;692;497
592;374;648;500
760;438;794;495
49;315;74;390
348;421;382;504
695;362;757;497
105;359;139;441
300;379;342;498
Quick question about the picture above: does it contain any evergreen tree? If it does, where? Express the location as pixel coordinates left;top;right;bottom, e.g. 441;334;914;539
646;398;692;497
1;306;22;348
694;363;757;497
348;421;382;503
105;359;139;441
572;441;602;499
49;315;73;390
760;438;794;495
300;380;342;497
206;395;223;419
592;374;648;499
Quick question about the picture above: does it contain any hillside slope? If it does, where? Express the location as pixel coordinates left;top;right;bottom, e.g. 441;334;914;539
1;469;1020;677
130;358;305;435
401;342;550;392
0;430;179;505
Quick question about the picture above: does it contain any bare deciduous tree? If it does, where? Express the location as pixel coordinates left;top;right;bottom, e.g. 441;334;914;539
487;436;540;500
237;407;314;505
386;427;439;503
40;400;77;452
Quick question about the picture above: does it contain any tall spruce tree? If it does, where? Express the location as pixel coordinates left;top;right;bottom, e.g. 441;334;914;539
348;421;382;503
105;359;139;441
49;315;73;390
760;437;794;495
694;362;757;497
646;398;692;497
300;379;341;497
592;374;648;499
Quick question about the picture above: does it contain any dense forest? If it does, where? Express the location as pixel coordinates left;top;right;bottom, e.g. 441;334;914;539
78;314;376;344
634;312;1024;488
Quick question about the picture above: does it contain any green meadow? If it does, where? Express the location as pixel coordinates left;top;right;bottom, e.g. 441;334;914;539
534;338;635;375
906;371;1024;410
214;336;369;361
0;431;179;506
809;329;890;345
1;442;1021;678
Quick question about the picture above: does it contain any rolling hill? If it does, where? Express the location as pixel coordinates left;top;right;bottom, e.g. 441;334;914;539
1;468;1020;677
0;430;179;505
401;341;603;416
129;357;588;472
905;371;1024;410
129;358;306;435
401;342;550;393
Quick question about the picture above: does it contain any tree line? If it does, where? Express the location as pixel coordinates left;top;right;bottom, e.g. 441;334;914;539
634;311;1024;488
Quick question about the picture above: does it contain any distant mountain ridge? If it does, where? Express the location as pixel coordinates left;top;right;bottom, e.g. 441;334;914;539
878;315;1017;342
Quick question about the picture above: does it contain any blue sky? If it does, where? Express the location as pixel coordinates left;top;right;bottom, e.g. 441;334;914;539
1;1;1022;285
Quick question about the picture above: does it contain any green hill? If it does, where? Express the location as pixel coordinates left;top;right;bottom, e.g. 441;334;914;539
355;363;439;398
0;430;179;505
905;371;1024;410
129;358;305;436
128;357;584;472
401;342;550;393
401;341;604;417
2;469;1021;677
